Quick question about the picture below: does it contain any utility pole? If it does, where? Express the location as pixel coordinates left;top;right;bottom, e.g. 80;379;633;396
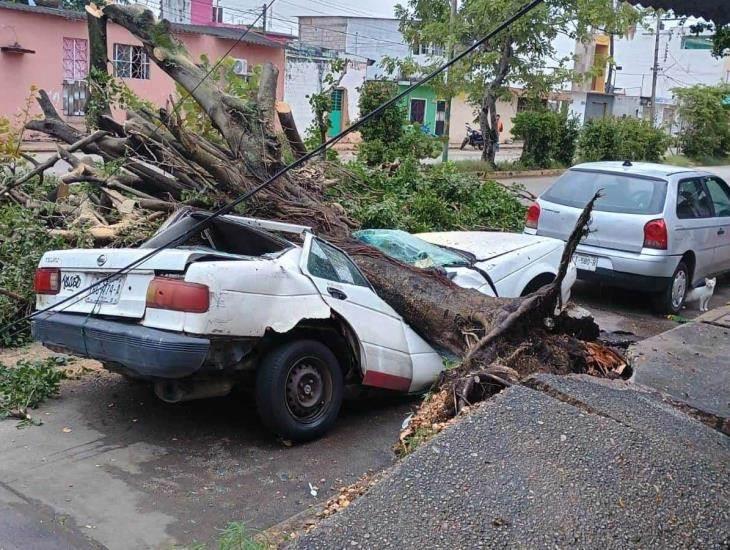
649;10;662;126
261;4;267;32
441;0;457;162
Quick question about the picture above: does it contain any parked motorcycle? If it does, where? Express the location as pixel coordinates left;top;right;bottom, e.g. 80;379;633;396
460;123;484;150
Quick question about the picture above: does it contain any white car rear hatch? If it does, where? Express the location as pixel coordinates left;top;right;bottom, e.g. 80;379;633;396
536;167;669;254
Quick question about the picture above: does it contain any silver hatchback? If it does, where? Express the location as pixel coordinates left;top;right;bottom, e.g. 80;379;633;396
525;161;730;313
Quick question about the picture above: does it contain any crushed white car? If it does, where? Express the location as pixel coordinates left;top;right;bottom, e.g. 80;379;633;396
355;229;576;305
32;211;575;441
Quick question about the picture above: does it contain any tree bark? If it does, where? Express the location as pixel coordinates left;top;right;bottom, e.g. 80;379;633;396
86;8;111;126
480;35;513;165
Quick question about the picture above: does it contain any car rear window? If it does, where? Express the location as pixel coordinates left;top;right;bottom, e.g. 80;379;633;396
542;169;668;214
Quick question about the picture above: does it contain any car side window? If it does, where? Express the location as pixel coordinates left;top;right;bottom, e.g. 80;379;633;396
676;179;714;219
308;238;369;287
704;177;730;217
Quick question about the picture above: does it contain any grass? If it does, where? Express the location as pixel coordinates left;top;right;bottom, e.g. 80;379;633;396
182;522;270;550
664;154;730;167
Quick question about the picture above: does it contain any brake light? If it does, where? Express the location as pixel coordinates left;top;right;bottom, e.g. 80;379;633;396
643;218;668;250
34;268;60;295
525;203;541;229
146;277;209;313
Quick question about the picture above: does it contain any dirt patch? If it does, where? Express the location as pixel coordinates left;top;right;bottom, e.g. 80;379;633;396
0;342;103;374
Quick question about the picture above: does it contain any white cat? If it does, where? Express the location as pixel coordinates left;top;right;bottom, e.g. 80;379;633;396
684;277;716;312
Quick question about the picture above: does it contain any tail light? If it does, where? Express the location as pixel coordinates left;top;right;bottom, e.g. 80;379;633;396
34;268;60;295
525;203;541;230
146;277;209;313
643;218;668;250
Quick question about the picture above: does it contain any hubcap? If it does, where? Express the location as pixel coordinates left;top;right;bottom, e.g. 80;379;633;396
671;270;687;309
285;358;332;423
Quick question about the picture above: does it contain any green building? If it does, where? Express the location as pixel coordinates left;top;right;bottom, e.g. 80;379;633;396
397;83;447;136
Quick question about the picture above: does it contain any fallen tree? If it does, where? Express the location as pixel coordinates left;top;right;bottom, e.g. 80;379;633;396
9;4;625;425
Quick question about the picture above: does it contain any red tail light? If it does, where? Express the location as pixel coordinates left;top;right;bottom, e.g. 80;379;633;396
34;268;60;295
146;278;209;313
525;203;541;230
643;218;668;250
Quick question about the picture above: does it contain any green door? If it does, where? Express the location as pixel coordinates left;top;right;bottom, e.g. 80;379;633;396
328;89;344;137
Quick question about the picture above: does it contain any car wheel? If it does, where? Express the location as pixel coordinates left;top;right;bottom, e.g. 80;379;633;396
255;339;343;442
653;261;689;315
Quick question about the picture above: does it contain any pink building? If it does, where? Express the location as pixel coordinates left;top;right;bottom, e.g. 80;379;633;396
0;1;289;130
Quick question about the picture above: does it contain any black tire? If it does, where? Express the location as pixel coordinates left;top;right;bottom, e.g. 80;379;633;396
460;138;468;150
653;261;690;315
255;339;343;442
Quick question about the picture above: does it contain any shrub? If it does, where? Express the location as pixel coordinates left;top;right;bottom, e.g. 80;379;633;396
511;110;579;168
328;160;525;233
673;83;730;160
1;357;68;426
0;202;90;346
577;116;670;162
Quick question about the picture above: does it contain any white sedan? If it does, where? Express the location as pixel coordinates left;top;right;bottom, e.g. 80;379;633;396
31;212;574;442
354;229;576;305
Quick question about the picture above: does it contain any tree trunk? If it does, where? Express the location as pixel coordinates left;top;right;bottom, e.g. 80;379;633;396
276;101;307;159
86;8;111;126
479;35;513;165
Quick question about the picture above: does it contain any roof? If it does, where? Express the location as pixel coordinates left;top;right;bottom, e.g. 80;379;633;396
626;1;729;25
570;161;698;178
0;1;284;48
296;15;399;21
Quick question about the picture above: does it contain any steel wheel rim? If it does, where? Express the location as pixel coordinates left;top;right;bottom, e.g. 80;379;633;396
285;356;332;424
671;270;687;309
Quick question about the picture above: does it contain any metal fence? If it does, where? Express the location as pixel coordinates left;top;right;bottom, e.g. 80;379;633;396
62;80;88;117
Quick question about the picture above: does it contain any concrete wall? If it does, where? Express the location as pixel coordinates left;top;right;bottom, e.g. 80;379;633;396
298;16;348;52
284;49;367;137
0;6;285;124
449;93;518;145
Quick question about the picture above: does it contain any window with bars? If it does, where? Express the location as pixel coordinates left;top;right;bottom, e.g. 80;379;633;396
113;44;150;79
62;37;88;81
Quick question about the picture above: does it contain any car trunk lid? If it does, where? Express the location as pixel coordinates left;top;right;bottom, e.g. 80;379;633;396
36;248;237;319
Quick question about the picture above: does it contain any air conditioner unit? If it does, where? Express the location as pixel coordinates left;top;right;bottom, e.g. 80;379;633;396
232;58;248;76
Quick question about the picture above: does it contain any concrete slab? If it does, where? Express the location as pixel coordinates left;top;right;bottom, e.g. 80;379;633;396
293;376;729;549
628;321;729;419
698;305;730;329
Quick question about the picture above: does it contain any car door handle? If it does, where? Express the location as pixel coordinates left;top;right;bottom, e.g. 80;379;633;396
718;228;726;235
327;287;347;300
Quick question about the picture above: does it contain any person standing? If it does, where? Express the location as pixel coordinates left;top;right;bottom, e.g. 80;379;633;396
494;114;504;152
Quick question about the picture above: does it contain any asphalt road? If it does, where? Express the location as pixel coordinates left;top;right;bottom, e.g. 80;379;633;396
0;349;415;549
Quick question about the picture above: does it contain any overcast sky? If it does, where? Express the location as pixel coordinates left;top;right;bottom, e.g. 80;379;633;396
222;0;400;35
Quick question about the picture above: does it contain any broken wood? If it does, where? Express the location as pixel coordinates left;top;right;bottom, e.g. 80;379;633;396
276;101;307;159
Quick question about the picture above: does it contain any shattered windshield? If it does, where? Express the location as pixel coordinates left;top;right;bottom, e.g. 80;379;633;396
354;229;470;268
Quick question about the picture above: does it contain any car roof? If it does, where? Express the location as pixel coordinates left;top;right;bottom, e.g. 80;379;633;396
569;161;703;179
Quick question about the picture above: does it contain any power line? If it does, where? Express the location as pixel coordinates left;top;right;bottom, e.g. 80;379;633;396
1;0;546;339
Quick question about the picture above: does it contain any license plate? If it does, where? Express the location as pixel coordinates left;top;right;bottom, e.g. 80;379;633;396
85;275;124;304
573;253;598;272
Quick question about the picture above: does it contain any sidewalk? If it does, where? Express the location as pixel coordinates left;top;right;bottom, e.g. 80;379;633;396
292;311;730;549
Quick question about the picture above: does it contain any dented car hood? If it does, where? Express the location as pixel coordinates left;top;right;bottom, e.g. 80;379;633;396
416;231;554;261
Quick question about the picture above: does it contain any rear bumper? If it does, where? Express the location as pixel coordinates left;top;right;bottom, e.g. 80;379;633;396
574;244;680;279
31;313;210;379
577;267;671;292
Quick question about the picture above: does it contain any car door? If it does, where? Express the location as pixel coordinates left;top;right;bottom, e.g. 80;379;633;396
703;176;730;273
300;233;416;391
674;177;716;282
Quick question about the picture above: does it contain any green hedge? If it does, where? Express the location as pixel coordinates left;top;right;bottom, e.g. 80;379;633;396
511;110;580;168
577;116;670;163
